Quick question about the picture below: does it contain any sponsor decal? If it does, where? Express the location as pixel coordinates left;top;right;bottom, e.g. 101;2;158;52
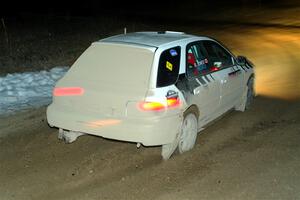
204;75;211;82
228;69;241;77
197;76;206;85
170;49;178;56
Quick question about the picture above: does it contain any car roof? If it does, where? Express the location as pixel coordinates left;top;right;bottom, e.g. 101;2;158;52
98;31;210;48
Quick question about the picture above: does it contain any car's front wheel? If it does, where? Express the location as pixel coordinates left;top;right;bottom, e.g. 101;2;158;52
245;77;255;110
235;76;255;112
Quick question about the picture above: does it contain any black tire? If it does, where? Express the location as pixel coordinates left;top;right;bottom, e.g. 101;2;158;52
245;77;254;110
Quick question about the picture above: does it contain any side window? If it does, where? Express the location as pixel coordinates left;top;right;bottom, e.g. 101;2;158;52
202;41;233;69
157;46;181;87
186;43;209;78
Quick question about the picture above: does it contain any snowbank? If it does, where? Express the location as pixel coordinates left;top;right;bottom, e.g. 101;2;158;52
0;67;68;116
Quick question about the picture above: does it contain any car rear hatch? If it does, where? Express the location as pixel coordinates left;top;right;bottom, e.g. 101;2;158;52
52;42;156;118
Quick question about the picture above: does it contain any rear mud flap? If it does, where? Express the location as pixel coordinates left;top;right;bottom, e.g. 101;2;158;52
161;132;180;160
58;128;85;143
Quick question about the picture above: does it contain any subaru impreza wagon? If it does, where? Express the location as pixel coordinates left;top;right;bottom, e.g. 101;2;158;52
47;31;255;159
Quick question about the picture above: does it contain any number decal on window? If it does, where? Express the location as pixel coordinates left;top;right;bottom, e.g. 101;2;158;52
166;61;173;71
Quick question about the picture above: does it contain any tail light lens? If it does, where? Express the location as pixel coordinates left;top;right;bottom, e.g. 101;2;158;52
139;97;181;112
139;102;165;111
53;87;84;96
167;97;180;108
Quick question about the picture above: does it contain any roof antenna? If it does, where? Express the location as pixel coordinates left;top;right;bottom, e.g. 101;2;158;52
124;27;127;34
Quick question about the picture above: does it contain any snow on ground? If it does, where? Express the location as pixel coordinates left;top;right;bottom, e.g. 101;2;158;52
0;67;68;116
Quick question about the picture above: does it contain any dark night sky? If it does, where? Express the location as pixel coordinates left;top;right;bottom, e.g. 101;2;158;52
1;0;295;18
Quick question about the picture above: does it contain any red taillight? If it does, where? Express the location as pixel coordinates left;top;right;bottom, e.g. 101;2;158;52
139;102;165;111
53;87;84;96
167;97;181;108
139;98;181;112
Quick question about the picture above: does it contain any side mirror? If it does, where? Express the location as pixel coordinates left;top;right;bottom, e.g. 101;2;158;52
236;55;246;65
213;61;222;68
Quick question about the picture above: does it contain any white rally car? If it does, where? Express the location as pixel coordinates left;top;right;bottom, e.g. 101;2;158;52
47;31;255;159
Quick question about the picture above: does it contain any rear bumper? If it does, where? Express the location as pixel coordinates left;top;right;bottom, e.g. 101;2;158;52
47;104;182;146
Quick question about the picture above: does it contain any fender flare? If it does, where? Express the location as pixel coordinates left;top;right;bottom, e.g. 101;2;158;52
184;104;199;119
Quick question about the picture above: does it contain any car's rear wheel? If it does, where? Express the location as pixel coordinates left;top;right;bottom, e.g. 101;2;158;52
178;113;198;154
161;110;198;160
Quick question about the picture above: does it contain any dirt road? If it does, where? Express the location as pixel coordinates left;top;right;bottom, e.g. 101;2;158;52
1;96;299;200
1;25;300;199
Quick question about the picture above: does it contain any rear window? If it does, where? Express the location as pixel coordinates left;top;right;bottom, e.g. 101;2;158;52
156;46;181;87
65;43;155;92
